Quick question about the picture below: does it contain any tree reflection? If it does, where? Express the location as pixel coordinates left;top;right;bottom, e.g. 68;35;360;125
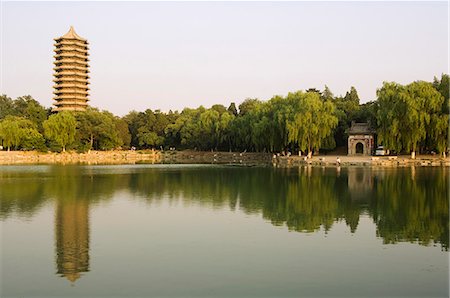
0;165;448;263
370;167;448;250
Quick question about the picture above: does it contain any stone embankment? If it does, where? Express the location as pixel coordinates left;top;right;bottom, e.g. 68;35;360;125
160;150;272;165
0;150;160;165
0;150;271;166
273;155;449;167
0;150;448;167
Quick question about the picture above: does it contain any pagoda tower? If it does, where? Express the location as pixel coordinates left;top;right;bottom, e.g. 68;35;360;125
53;26;90;112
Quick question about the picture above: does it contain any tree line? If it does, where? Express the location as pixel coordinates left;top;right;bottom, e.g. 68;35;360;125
0;74;448;156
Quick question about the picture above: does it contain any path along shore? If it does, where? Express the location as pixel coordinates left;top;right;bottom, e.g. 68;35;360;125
0;150;448;167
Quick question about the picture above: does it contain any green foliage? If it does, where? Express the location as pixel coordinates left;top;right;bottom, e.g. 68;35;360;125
43;112;77;152
0;95;48;132
238;98;260;116
114;118;131;149
344;86;360;103
75;108;122;151
330;86;362;147
0;116;44;151
164;106;237;151
433;74;449;103
377;81;445;155
0;95;15;119
124;109;171;149
286;91;338;155
227;102;238;116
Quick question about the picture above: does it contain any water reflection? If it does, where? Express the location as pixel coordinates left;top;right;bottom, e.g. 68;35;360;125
0;165;448;282
55;197;90;282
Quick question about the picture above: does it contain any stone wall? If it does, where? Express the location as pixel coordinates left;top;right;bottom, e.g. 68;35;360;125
160;150;272;165
0;150;160;165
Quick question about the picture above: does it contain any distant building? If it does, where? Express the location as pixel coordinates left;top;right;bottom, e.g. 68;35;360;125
53;26;90;112
347;122;375;155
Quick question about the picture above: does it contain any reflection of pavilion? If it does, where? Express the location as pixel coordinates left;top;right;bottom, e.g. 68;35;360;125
347;168;374;202
55;199;90;283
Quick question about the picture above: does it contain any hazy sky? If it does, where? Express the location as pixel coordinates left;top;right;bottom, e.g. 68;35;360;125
1;1;448;116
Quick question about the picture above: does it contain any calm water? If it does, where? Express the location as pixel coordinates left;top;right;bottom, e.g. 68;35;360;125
0;165;448;298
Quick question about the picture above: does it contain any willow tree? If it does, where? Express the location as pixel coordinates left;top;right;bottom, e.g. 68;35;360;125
376;82;404;153
377;81;444;158
43;111;76;152
0;116;22;151
286;91;338;158
431;74;450;156
0;116;43;151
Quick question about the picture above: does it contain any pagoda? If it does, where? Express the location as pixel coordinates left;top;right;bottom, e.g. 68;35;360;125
53;26;90;112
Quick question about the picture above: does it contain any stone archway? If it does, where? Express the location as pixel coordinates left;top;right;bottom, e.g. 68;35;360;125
355;142;364;154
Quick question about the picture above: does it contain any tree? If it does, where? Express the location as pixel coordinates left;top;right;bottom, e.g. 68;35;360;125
76;108;122;151
267;95;292;152
21;127;45;150
329;87;361;148
218;111;235;150
211;104;227;115
0;116;24;151
137;129;163;148
344;86;360;104
43;112;76;152
166;107;204;149
199;109;220;150
430;74;450;156
286;91;338;157
238;98;260;116
433;74;449;103
0;95;15;120
115;117;131;149
227;102;238;116
14;96;48;132
0;116;44;151
321;85;334;101
377;81;444;158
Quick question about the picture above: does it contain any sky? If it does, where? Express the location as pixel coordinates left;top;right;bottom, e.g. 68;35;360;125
1;1;448;116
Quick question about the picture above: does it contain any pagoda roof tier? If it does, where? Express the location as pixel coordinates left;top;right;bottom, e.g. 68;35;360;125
54;72;90;77
54;89;89;95
53;106;89;112
54;95;90;99
53;87;89;95
54;26;88;42
54;53;89;60
53;95;89;100
54;94;90;98
54;64;89;70
54;47;88;54
54;75;90;80
54;101;89;106
54;71;90;76
54;59;89;66
54;66;90;72
53;78;89;83
54;42;89;49
53;83;90;89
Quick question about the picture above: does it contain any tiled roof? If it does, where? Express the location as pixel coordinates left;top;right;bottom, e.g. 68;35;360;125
348;122;375;134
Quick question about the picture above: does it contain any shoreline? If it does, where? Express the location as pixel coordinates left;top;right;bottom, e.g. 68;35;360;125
0;150;448;167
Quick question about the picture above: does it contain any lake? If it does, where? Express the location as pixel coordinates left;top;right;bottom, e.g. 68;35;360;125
0;165;448;297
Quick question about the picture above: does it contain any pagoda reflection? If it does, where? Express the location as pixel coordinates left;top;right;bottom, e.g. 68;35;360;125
55;198;90;283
